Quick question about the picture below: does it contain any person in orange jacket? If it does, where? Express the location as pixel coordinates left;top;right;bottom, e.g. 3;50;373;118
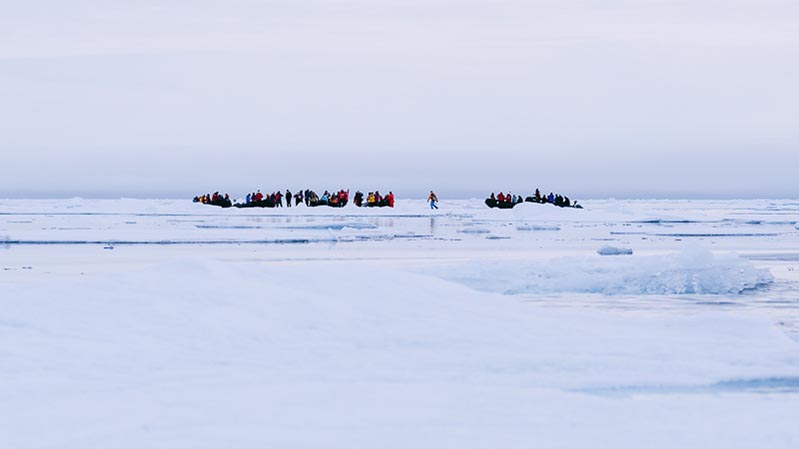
427;191;438;209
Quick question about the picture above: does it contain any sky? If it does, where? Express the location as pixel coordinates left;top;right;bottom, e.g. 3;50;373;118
1;0;798;199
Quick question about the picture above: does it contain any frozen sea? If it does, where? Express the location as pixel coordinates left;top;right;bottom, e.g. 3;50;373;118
2;198;799;448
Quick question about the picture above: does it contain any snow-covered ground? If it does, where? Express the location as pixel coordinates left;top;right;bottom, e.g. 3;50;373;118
2;198;799;448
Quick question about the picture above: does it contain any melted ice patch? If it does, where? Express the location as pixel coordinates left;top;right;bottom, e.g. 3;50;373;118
577;376;799;397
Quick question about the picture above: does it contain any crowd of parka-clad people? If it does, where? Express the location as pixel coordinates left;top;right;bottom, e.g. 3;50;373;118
194;188;582;209
194;189;396;208
486;188;581;208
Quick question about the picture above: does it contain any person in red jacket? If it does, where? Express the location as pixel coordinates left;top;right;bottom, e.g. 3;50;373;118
497;192;506;203
387;191;395;207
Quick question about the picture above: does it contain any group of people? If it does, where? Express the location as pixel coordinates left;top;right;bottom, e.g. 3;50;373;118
195;187;581;211
487;188;580;208
353;190;395;208
196;188;401;208
239;189;352;207
193;191;231;207
307;189;349;207
244;190;296;207
529;188;579;208
488;192;524;205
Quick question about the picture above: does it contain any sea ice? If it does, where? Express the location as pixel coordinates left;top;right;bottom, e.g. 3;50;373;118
439;247;774;296
597;245;633;256
2;198;799;449
459;228;491;234
517;225;561;231
2;259;798;449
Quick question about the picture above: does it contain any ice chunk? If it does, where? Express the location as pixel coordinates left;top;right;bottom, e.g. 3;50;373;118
517;225;561;231
286;223;379;230
459;228;490;234
597;245;633;256
440;248;773;296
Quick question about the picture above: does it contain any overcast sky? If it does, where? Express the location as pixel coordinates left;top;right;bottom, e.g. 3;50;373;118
1;0;797;199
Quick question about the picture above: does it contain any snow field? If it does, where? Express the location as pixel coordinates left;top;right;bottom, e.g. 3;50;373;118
2;258;799;448
2;198;799;448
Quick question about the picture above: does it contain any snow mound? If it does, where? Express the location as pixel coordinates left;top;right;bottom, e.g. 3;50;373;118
441;248;773;295
597;245;633;256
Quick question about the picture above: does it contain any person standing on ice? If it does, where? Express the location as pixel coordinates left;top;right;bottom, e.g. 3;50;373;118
286;189;292;208
428;191;439;209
